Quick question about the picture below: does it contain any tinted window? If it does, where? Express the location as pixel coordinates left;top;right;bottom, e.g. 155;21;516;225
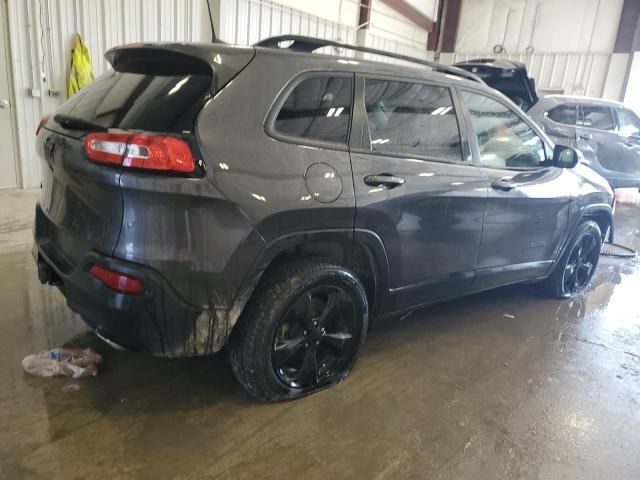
580;105;614;131
56;71;212;132
617;108;640;137
547;104;577;125
275;76;352;144
364;79;462;162
461;91;546;169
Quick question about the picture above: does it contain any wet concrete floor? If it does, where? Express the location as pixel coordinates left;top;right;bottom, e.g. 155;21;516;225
1;206;640;479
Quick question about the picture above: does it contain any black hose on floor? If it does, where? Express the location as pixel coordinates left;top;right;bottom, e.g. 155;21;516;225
601;242;638;259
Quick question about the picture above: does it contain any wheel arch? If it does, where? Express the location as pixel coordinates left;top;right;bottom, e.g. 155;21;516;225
582;204;614;243
225;229;392;337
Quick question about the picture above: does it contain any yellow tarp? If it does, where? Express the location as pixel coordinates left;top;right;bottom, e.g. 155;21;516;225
67;34;94;97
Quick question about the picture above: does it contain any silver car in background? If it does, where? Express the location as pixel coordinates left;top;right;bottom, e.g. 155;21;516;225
528;96;640;189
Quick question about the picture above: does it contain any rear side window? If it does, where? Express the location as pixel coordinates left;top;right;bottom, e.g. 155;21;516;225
274;75;353;144
547;104;577;125
55;71;212;133
579;105;614;131
364;79;462;162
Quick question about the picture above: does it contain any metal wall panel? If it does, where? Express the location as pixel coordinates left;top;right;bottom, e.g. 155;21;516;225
219;0;356;46
7;0;209;188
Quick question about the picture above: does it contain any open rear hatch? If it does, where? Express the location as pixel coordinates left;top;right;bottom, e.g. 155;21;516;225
35;43;254;273
454;58;539;111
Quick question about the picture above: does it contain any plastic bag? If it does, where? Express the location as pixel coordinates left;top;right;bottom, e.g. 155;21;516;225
22;348;103;378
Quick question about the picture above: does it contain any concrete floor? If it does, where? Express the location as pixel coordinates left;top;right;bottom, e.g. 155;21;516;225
1;192;639;480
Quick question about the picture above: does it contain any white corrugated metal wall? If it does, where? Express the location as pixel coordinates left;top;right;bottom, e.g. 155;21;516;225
7;0;210;189
218;0;357;48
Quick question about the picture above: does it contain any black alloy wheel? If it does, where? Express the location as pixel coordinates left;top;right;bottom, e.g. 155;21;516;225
229;258;368;402
541;220;602;299
562;232;600;295
272;285;360;390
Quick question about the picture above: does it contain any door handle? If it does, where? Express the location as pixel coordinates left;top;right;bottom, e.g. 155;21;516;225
364;174;405;189
579;133;592;141
0;99;10;109
491;178;515;191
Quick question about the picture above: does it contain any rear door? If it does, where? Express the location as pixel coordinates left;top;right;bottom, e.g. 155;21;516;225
613;107;640;181
457;89;571;289
351;76;487;310
576;104;624;179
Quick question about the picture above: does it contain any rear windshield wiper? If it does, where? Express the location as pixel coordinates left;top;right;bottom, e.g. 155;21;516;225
53;114;108;132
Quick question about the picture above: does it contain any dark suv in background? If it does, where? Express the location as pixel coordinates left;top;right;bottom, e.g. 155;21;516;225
34;36;613;401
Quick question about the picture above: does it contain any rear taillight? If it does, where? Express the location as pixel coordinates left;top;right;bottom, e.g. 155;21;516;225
83;132;195;173
36;116;50;135
84;132;130;165
89;264;145;295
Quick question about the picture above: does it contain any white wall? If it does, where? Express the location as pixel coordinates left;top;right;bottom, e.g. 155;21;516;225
8;0;211;188
456;0;623;54
368;0;429;53
268;0;358;25
623;52;640;113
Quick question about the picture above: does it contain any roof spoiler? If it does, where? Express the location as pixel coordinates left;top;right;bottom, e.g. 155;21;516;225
104;42;256;93
105;44;215;75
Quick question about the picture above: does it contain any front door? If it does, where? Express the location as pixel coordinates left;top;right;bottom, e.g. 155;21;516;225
0;1;18;189
576;104;624;184
351;76;487;311
458;89;572;289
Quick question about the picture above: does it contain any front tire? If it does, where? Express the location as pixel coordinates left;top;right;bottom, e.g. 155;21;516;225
229;258;369;402
542;220;602;298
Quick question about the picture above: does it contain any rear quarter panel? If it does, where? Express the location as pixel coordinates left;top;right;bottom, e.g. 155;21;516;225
195;51;357;244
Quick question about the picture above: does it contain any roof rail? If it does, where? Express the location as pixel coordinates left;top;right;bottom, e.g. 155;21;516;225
255;35;485;85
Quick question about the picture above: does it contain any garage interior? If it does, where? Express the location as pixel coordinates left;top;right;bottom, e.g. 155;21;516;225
1;0;640;478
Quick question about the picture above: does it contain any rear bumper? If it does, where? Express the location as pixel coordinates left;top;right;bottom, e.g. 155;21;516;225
34;203;229;357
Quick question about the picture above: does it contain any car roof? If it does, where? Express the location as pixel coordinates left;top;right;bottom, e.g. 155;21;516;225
107;40;499;96
254;46;485;89
540;94;624;108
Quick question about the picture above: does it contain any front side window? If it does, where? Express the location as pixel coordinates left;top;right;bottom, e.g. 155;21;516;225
461;91;546;169
364;79;463;162
579;105;614;131
274;75;352;144
617;108;640;137
547;104;577;125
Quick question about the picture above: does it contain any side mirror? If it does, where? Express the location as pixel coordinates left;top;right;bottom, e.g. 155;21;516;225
551;145;579;168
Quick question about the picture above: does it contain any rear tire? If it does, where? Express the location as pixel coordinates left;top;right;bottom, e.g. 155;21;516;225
540;220;601;299
229;257;369;402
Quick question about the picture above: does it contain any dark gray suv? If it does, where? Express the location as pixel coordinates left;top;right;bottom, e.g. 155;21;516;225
34;36;614;401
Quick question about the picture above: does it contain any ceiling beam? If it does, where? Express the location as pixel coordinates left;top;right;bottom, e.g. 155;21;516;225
378;0;435;32
358;0;372;29
426;0;462;52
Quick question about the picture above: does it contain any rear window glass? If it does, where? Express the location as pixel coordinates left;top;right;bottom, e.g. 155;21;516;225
56;71;212;133
274;75;353;144
364;79;462;162
579;105;614;131
547;105;577;125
